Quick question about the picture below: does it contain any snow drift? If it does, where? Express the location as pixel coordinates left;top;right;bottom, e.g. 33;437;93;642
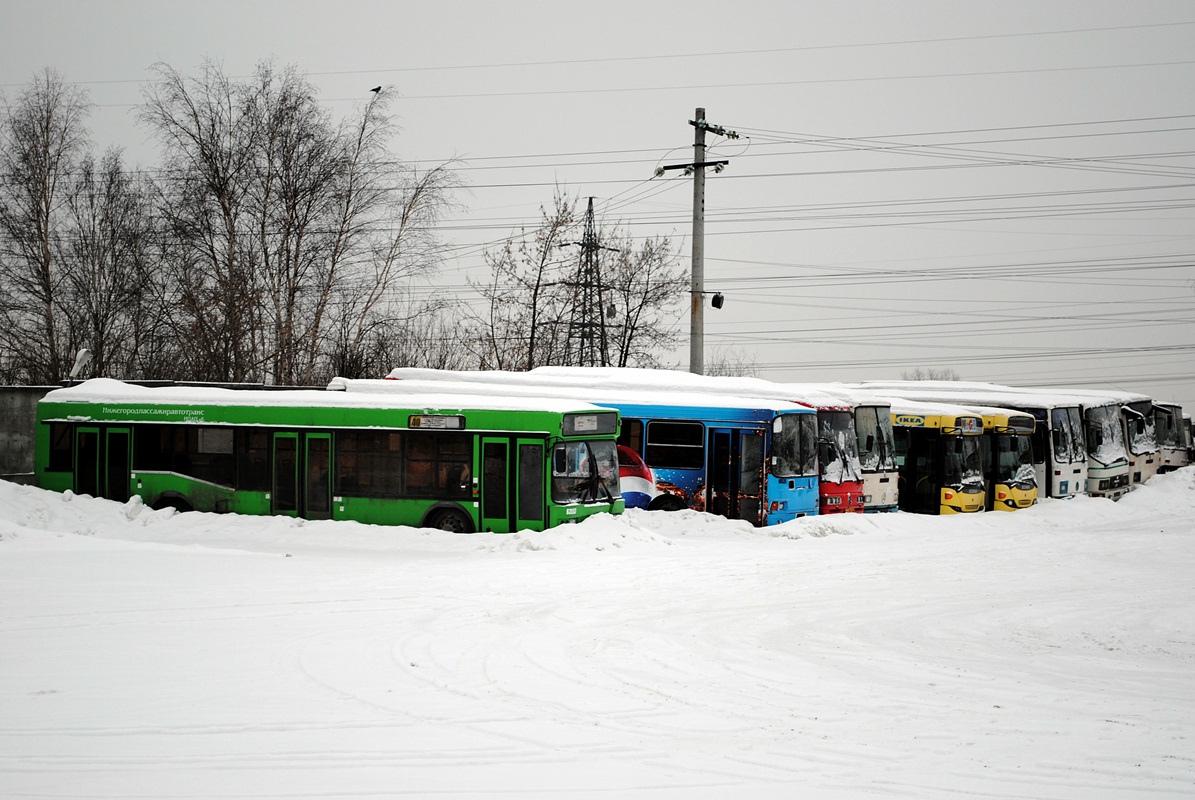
2;472;1194;799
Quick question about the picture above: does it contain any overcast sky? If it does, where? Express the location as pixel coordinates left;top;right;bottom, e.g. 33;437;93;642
4;1;1193;408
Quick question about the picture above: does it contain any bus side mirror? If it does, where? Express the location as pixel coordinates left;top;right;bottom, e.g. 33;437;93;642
553;449;566;474
865;434;875;451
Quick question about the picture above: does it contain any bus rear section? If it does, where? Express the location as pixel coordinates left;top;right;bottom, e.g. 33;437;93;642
890;404;986;515
616;444;658;508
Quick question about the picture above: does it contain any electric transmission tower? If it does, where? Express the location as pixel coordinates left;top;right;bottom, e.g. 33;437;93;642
562;197;619;367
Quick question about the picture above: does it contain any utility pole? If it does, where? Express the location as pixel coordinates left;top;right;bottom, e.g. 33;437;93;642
563;197;618;367
691;108;707;376
659;108;736;375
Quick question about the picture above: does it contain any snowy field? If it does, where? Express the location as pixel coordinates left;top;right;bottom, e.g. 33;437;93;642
2;473;1194;800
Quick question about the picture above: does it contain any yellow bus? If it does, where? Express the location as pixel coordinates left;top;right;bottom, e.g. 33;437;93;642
890;399;986;515
971;407;1037;511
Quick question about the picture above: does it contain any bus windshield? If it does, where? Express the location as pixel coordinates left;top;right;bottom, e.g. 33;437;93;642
1123;401;1157;456
944;437;985;492
855;405;896;472
1050;407;1086;464
1085;405;1127;466
772;413;817;478
819;410;862;483
995;434;1035;488
551;439;620;504
1155;406;1181;448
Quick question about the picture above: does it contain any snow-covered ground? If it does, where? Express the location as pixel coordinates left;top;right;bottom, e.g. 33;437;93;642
2;473;1193;799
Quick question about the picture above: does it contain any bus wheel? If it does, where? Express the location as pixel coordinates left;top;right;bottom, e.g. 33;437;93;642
152;495;193;513
426;508;474;534
648;494;688;512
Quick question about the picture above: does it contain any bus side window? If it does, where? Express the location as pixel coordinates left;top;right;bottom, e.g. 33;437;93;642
235;429;270;491
619;419;644;453
48;422;73;471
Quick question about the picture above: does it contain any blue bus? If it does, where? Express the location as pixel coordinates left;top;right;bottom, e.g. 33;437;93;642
605;397;819;524
339;371;822;526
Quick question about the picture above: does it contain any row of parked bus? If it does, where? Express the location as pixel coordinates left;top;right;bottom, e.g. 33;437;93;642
32;369;1191;532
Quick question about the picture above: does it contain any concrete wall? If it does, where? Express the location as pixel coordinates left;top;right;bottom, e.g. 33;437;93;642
0;386;56;484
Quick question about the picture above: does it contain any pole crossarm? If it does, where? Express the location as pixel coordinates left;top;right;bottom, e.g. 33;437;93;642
689;118;740;140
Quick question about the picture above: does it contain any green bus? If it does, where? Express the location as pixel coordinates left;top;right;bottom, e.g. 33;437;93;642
34;378;624;532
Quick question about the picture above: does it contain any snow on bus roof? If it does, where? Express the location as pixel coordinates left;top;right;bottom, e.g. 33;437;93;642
389;366;847;408
883;396;986;418
41;378;610;416
532;367;854;408
347;374;814;414
386;367;898;411
855;380;1149;410
853;384;1072;414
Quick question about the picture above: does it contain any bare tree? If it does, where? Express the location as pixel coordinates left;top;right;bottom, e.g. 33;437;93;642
705;346;762;377
602;230;684;367
324;155;461;383
469;191;684;370
901;367;961;381
60;149;160;379
0;68;90;382
465;191;577;370
140;60;261;382
140;60;460;384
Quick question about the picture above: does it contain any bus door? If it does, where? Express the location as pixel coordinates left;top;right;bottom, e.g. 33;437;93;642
75;426;100;498
272;432;331;519
105;427;131;503
514;438;546;531
272;432;299;517
304;433;331;520
708;427;764;523
738;430;765;526
900;429;939;514
480;437;511;533
72;426;131;502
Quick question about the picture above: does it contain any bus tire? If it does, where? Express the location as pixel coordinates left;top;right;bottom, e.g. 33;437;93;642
648;494;688;512
425;507;475;534
151;494;193;513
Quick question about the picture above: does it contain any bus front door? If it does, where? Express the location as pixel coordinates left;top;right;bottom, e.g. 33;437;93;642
738;430;765;526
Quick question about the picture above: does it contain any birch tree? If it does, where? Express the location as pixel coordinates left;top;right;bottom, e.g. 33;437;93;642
141;60;459;384
0;68;90;382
